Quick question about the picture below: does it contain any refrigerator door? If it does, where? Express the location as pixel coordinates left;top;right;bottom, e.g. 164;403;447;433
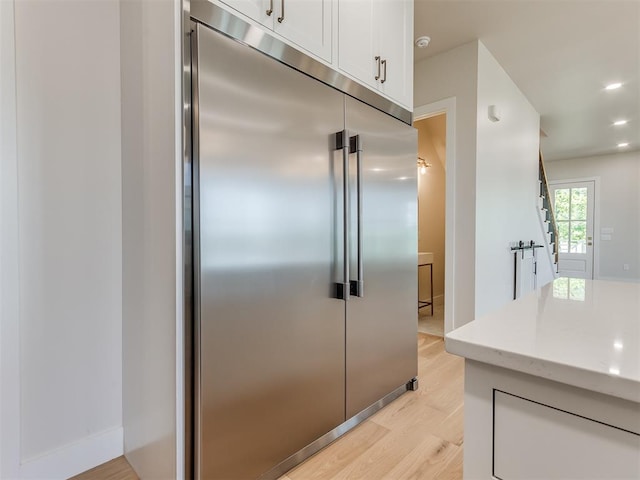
193;24;346;479
345;96;418;419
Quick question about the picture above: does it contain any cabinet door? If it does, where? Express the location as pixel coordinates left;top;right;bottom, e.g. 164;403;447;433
377;0;413;108
273;0;332;61
494;391;640;479
218;0;273;29
337;0;378;89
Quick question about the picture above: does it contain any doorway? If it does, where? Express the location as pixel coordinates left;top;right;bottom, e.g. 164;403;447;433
550;180;595;279
414;114;446;336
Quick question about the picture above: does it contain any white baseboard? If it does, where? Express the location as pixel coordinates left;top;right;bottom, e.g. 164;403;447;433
596;276;640;284
19;426;123;479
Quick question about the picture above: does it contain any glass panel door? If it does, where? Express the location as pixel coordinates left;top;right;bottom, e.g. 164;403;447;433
550;181;595;279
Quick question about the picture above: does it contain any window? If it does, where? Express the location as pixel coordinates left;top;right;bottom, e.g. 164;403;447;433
554;187;587;254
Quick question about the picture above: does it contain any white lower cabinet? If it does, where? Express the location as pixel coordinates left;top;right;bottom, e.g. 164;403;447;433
494;391;640;479
463;360;640;480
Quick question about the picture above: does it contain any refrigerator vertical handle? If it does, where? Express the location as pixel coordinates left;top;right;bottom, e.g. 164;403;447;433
334;130;350;300
350;135;364;297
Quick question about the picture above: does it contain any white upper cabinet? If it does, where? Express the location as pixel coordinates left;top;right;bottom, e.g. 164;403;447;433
376;0;412;107
272;0;332;62
215;0;413;110
216;0;272;27
337;0;377;90
217;0;332;62
338;0;413;108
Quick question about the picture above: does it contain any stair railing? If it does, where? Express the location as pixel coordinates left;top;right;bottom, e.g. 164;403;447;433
539;152;559;266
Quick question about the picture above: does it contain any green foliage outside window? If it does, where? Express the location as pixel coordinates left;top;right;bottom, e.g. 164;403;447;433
554;187;588;254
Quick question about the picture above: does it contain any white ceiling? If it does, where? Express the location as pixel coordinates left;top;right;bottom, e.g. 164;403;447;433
414;0;640;161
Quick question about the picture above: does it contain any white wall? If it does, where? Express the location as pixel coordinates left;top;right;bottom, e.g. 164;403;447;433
1;0;124;477
120;0;181;478
546;151;640;282
474;43;551;317
1;0;21;476
414;41;479;328
415;41;553;324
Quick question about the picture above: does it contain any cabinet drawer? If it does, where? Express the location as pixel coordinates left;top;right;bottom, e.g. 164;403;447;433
494;390;640;479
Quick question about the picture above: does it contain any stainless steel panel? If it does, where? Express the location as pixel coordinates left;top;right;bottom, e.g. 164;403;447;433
190;0;412;125
345;96;418;418
258;383;409;480
183;11;194;480
194;24;346;479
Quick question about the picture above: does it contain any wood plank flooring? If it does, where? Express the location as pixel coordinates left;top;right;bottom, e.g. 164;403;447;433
72;333;463;480
283;333;464;480
70;456;138;480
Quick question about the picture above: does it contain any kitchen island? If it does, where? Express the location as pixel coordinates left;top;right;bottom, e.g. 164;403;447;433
446;278;640;479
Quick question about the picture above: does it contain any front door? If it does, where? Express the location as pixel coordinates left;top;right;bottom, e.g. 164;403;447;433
550;181;595;279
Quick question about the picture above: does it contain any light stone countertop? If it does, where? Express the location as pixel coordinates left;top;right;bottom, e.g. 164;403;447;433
445;278;640;402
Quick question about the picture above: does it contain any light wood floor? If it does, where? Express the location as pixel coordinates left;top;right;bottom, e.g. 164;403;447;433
283;333;463;480
70;456;138;480
418;299;445;337
73;333;463;480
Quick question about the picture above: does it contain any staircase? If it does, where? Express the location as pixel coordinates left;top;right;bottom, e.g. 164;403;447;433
538;152;559;275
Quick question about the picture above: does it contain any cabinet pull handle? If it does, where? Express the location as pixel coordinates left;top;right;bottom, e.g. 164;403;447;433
381;59;387;83
277;0;285;22
374;56;381;81
266;0;273;16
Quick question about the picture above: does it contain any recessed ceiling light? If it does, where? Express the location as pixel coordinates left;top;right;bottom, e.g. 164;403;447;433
614;341;624;350
605;82;622;90
609;367;620;375
613;120;628;126
618;142;630;148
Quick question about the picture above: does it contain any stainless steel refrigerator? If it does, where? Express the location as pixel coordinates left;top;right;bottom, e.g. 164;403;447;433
188;5;417;479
